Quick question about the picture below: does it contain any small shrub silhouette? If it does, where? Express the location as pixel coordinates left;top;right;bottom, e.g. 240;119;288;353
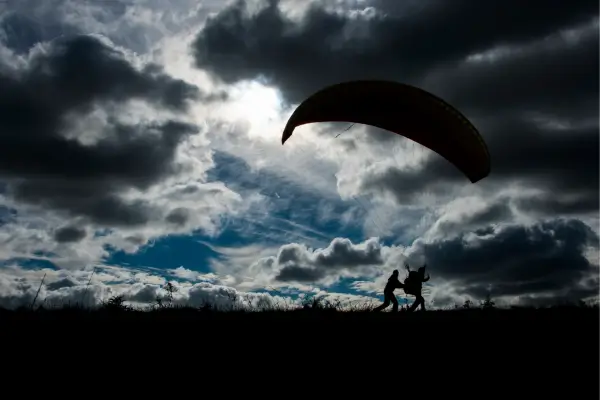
481;293;496;309
100;295;132;312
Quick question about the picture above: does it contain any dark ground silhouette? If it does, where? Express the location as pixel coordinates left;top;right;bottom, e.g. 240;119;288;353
2;300;598;397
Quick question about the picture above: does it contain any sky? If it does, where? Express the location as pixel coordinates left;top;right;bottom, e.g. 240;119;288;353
0;0;598;310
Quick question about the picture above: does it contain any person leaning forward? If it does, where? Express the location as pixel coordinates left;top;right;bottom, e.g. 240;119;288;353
373;269;404;312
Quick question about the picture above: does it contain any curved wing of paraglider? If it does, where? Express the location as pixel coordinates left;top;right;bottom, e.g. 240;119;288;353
281;80;490;183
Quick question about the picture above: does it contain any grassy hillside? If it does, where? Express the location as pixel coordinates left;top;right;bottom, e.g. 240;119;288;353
3;296;597;338
2;299;597;396
3;294;597;323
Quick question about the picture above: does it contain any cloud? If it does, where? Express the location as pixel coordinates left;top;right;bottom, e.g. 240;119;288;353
191;0;598;103
0;8;78;55
228;236;406;291
0;0;598;311
407;218;599;304
53;225;86;243
423;18;599;120
355;115;599;214
0;34;201;226
0;0;223;55
191;0;598;215
45;277;77;291
425;196;515;240
227;216;600;307
0;19;250;267
0;263;323;311
275;237;384;282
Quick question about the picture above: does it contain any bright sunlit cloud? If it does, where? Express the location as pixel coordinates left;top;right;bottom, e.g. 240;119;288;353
228;80;287;140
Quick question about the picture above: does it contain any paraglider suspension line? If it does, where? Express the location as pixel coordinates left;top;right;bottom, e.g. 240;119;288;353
335;123;355;138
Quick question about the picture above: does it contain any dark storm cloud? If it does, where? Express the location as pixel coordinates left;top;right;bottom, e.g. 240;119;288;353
0;1;180;55
53;225;86;243
276;265;324;283
275;237;383;282
0;34;200;226
360;118;599;213
13;184;157;227
433;200;514;237
514;197;600;217
46;277;77;290
313;237;383;267
424;22;599;120
414;218;599;301
0;12;79;54
166;207;190;226
12;35;198;111
359;159;462;204
126;284;160;303
191;0;598;103
463;202;512;227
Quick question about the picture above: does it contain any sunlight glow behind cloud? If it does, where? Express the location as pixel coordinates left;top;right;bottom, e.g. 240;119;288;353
228;80;286;140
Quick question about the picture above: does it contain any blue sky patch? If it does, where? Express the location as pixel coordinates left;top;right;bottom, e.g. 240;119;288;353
0;257;59;271
104;234;218;272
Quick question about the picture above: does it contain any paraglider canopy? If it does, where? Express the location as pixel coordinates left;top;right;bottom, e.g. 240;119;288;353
281;80;490;183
